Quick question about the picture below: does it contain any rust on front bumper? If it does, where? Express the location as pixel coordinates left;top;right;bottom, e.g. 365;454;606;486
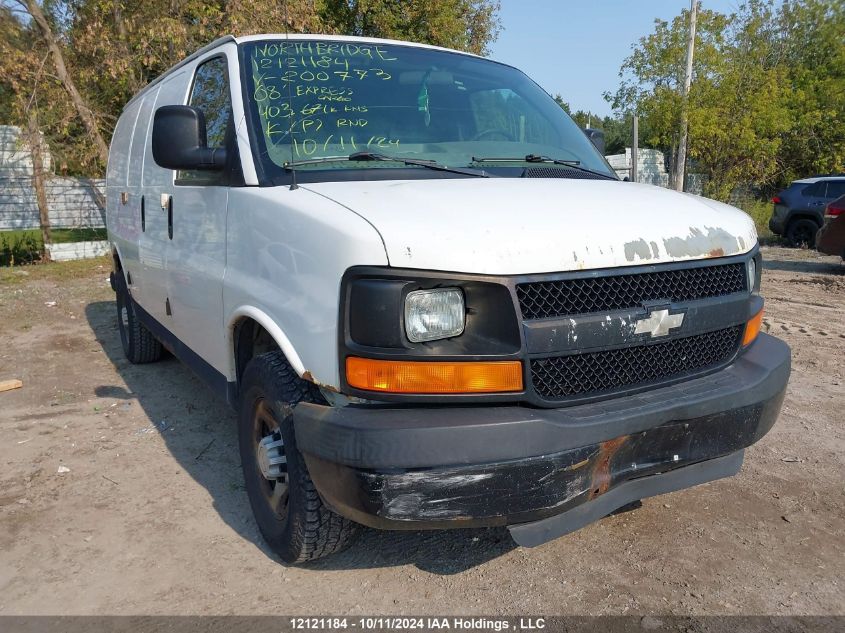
305;394;784;530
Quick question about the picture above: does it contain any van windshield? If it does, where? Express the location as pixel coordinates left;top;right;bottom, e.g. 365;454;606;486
240;39;615;180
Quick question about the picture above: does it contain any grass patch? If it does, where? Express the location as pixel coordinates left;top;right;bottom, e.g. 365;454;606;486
1;228;108;266
2;228;107;246
0;254;111;285
1;230;42;266
52;228;108;243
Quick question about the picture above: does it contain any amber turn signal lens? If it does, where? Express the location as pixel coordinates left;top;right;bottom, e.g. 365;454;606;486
346;357;523;394
743;308;764;346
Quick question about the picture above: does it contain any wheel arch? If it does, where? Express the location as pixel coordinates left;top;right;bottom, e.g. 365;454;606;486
227;306;308;387
110;244;128;291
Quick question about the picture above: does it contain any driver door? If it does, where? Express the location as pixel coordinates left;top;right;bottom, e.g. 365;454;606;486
165;50;237;377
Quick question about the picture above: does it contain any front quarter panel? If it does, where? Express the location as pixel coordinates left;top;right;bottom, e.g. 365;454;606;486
224;186;388;388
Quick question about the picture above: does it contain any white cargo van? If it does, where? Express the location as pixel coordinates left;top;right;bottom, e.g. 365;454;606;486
106;34;790;563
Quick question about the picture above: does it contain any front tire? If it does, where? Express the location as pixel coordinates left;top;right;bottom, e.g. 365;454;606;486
115;272;162;364
238;351;359;563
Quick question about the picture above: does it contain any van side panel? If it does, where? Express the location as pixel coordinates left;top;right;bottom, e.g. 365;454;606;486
118;85;161;306
128;86;160;187
163;47;233;378
223;187;388;387
106;102;138;190
136;70;190;324
105;99;142;271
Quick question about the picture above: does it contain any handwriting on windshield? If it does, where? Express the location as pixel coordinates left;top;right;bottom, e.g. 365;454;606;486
251;42;403;158
254;41;398;61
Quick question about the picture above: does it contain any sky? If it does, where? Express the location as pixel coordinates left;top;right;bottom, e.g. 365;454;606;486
489;0;746;118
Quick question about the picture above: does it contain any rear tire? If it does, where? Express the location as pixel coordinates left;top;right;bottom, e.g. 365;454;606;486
786;218;819;248
238;351;359;563
115;272;162;364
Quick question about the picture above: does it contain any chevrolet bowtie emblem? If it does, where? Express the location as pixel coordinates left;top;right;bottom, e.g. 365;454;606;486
634;308;685;338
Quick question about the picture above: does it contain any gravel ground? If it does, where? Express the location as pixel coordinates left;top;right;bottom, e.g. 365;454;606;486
0;246;842;616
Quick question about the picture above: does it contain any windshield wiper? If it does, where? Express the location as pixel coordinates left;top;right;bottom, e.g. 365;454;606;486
286;151;488;177
471;154;617;180
472;154;580;165
284;155;349;167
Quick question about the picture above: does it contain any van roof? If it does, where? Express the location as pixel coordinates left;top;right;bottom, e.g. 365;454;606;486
236;33;485;58
124;33;486;110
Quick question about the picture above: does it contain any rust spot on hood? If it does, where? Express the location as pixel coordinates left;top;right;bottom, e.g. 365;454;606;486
588;435;628;499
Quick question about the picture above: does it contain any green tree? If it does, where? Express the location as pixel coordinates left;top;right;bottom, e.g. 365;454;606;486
321;0;500;55
775;0;845;181
0;3;94;174
687;0;792;198
609;0;845;199
1;0;501;177
609;6;731;193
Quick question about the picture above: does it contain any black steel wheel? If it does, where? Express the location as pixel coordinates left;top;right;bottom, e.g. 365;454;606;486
238;351;359;563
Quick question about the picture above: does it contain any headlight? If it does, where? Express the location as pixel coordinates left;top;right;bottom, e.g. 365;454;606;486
747;258;758;294
404;288;465;343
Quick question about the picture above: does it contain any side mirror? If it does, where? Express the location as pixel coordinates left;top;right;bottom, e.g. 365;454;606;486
151;105;226;171
583;128;605;155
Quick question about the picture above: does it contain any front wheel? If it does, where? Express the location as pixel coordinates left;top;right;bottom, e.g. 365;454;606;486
238;351;359;563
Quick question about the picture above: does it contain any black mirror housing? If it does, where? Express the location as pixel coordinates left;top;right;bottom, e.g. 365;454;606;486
152;105;227;171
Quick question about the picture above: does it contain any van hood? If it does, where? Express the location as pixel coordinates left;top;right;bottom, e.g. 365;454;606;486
303;178;757;275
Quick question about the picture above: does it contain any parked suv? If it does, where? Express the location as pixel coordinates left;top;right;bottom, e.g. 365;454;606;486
769;176;845;246
106;34;791;563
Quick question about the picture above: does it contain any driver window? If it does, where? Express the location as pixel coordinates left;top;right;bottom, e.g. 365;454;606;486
177;56;231;184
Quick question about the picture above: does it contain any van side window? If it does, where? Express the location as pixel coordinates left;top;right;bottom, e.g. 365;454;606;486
177;56;231;184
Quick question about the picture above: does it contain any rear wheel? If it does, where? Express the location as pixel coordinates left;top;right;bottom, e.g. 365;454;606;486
115;272;162;364
786;218;819;248
238;351;359;563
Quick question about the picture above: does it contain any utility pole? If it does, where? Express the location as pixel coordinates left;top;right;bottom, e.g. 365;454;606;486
631;114;639;183
674;0;698;192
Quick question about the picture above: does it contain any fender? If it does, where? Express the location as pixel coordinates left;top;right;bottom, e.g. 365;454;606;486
226;305;308;383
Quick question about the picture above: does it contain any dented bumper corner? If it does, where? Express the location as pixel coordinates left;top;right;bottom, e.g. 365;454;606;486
294;333;790;542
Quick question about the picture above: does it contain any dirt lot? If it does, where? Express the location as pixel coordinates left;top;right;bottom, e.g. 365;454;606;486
0;246;843;616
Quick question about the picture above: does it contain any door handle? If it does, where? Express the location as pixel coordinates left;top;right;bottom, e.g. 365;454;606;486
140;195;145;232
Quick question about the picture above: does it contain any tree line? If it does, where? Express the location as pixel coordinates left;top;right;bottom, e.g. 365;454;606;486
0;0;500;177
1;0;843;204
607;0;845;199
